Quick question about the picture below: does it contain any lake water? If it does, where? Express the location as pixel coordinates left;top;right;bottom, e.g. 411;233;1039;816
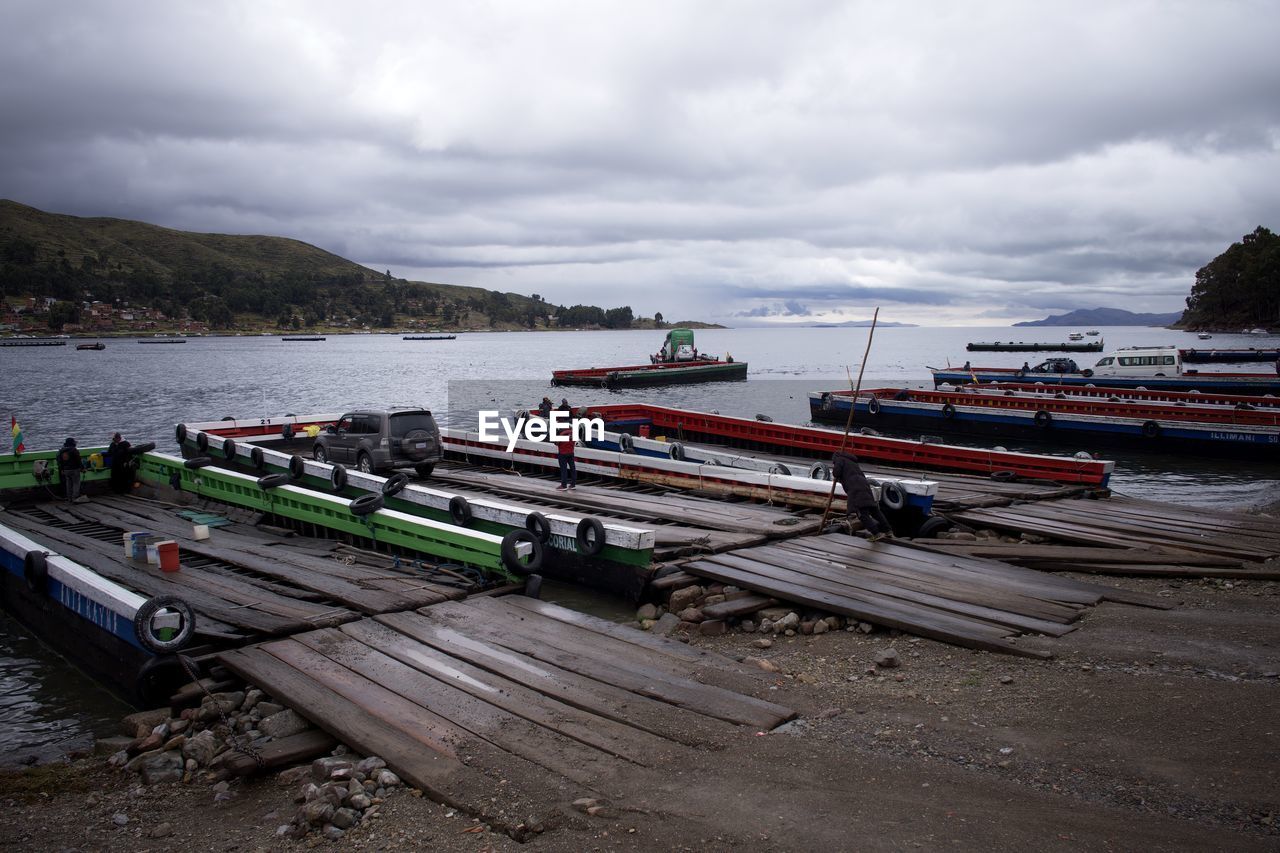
1;324;1274;763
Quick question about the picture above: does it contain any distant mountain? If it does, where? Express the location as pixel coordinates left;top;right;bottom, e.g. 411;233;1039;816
810;320;917;328
1013;308;1182;327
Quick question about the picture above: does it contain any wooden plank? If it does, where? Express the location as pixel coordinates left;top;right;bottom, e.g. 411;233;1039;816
224;728;336;777
463;596;774;692
292;629;627;784
650;570;698;591
700;593;780;620
499;595;762;668
1035;561;1280;580
83;499;459;611
216;647;559;827
735;547;1077;636
375;611;741;746
1;513;313;635
799;536;1103;606
779;540;1091;618
340;619;677;761
420;601;794;728
685;557;1050;658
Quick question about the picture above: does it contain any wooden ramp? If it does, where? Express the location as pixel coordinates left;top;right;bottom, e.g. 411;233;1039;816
1;498;465;641
954;495;1280;565
685;533;1166;658
218;597;795;834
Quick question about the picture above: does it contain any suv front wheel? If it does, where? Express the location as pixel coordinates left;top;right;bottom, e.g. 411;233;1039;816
356;452;374;474
313;445;327;463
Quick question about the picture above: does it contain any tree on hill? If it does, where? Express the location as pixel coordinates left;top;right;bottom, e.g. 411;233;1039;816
1181;226;1280;329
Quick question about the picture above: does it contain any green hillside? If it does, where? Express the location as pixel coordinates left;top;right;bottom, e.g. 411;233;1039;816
0;200;669;333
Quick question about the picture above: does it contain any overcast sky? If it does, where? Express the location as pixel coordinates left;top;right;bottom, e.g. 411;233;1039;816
1;1;1277;325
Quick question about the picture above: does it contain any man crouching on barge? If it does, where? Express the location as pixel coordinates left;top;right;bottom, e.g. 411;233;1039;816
832;451;893;541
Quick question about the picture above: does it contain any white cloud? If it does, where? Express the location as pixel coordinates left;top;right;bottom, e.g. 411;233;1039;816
0;0;1277;323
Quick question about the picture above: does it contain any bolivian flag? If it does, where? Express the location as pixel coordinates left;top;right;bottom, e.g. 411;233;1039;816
10;415;24;455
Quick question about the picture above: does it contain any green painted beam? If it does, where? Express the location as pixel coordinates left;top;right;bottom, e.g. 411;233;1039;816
137;453;519;574
0;448;112;492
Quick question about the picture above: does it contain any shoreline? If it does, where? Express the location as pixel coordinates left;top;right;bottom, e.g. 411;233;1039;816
2;570;1277;850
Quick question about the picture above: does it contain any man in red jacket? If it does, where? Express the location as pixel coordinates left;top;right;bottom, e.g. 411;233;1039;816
555;404;577;490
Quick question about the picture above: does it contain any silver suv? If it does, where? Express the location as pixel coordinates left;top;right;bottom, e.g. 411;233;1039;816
313;408;443;477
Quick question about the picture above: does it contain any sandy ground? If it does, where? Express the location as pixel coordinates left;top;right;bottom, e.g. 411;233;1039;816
1;574;1276;852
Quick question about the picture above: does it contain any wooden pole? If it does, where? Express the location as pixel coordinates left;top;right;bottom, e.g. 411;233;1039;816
819;307;880;529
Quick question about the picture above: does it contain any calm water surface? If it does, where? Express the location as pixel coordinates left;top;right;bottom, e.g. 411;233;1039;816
1;325;1274;762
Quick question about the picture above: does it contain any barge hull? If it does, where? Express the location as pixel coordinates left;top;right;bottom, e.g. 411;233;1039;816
810;398;1280;457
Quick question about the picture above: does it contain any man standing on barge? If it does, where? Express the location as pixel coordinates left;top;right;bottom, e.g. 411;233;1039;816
56;437;85;503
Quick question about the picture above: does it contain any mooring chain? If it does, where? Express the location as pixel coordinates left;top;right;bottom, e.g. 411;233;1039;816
176;653;266;769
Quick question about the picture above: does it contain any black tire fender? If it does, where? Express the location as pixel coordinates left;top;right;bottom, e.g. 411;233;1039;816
502;530;544;574
133;595;196;654
668;442;685;461
575;517;606;556
991;470;1017;481
1033;409;1053;429
221;438;237;461
184;456;213;469
288;455;306;480
916;515;951;538
879;480;906;511
195;432;209;452
449;496;472;526
617;432;634;454
382;473;410;497
941;402;956;420
1142;420;1161;439
808;462;831;481
349;493;383;516
175;423;188;445
258;472;289;490
867;395;881;416
769;463;791;476
250;446;265;470
23;550;48;594
525;511;552;544
135;654;198;709
129;441;156;457
330;464;348;491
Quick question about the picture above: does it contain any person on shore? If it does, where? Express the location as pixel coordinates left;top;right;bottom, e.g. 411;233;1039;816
555;403;577;491
832;450;892;541
109;434;134;494
56;437;85;503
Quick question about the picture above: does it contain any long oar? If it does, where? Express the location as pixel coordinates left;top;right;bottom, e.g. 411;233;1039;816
819;307;880;529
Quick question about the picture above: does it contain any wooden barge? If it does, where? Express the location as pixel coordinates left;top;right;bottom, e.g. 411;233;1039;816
810;386;1280;456
933;357;1280;394
1180;347;1280;363
581;402;1115;487
966;340;1103;352
552;359;747;388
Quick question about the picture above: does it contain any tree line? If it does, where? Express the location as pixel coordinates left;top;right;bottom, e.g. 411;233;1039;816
0;235;648;331
1182;226;1280;329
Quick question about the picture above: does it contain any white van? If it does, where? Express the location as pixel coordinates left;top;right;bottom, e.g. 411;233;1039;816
1091;346;1181;377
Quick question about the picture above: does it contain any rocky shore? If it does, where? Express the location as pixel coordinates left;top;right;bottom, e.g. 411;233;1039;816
1;571;1277;851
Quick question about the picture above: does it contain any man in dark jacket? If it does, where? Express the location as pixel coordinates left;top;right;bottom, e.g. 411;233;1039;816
108;433;134;494
832;450;892;540
56;437;84;503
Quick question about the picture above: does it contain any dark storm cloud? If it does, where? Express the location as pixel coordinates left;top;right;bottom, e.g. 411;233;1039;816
1;0;1278;324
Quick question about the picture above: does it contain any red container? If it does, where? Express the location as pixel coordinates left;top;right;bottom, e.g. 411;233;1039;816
638;425;651;438
157;541;180;573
